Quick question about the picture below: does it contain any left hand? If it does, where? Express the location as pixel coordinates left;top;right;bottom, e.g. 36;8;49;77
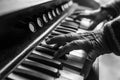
73;8;110;30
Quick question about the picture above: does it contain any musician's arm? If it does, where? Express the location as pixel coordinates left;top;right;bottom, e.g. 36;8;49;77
101;0;120;19
103;16;120;56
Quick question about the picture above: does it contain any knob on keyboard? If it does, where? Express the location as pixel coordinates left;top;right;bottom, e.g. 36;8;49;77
43;14;48;23
37;17;43;28
56;8;60;15
52;10;56;17
48;12;53;20
29;22;37;33
61;5;65;11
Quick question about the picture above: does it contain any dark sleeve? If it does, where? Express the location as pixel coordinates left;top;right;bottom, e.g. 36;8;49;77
102;0;120;18
104;16;120;56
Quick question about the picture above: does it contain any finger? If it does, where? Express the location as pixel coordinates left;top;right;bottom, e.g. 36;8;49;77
46;33;81;45
54;39;92;59
81;50;99;79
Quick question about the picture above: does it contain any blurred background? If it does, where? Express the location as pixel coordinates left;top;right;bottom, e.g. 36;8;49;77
73;0;114;9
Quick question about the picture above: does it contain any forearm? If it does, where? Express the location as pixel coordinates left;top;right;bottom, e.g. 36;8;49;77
101;0;120;19
104;16;120;56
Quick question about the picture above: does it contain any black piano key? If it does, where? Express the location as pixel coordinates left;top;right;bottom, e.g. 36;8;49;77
28;53;63;69
56;26;76;32
58;26;77;32
58;54;83;72
60;25;78;31
32;50;53;60
5;77;13;80
60;22;79;29
57;25;76;30
64;20;80;26
50;30;63;36
55;29;72;34
35;46;67;60
35;46;55;56
13;65;54;80
21;59;60;77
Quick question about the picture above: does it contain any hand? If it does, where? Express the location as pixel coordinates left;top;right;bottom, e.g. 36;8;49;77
73;8;110;30
46;29;111;78
46;30;110;58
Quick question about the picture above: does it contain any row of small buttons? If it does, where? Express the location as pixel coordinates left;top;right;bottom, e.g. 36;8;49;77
28;1;73;33
61;1;73;11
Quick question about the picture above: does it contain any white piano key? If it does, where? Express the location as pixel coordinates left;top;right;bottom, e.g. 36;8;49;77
8;73;29;80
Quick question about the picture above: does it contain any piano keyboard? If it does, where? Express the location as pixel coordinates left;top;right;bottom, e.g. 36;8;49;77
0;0;96;79
4;9;87;80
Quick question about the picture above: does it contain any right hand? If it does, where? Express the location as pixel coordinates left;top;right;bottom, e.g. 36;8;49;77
73;8;110;30
46;26;111;78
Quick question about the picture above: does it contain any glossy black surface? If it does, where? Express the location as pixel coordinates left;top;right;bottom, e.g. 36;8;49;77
0;0;69;79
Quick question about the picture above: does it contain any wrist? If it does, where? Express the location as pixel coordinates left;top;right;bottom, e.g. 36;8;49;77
100;6;114;21
103;23;120;56
101;4;120;20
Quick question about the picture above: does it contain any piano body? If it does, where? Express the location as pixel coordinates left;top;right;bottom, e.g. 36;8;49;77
0;0;98;80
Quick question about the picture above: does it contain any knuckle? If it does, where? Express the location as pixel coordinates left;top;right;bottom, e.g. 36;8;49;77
70;40;80;48
50;37;56;41
83;40;93;52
